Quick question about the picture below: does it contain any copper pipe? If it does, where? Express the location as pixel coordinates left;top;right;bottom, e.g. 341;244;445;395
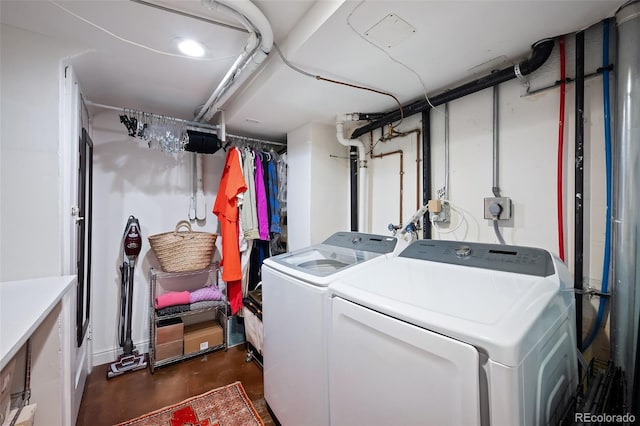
371;127;423;226
373;149;404;226
382;128;422;210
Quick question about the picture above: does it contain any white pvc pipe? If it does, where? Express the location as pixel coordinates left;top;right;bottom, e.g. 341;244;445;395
219;110;226;142
336;116;368;232
195;154;206;220
359;162;368;233
189;154;196;220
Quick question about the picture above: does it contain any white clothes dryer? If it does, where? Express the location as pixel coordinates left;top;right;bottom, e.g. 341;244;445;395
262;231;401;426
328;239;578;426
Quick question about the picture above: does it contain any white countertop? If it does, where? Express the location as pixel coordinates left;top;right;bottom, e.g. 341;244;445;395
0;275;75;370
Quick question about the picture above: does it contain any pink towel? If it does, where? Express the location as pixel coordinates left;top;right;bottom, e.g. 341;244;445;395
190;286;223;303
156;291;190;309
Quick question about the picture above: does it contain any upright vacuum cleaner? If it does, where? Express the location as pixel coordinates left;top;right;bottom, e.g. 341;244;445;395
108;215;147;378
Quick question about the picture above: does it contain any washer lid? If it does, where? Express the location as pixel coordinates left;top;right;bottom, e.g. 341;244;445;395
329;255;572;366
263;232;397;285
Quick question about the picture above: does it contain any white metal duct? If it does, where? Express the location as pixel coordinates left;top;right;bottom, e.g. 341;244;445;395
195;0;274;123
611;0;640;404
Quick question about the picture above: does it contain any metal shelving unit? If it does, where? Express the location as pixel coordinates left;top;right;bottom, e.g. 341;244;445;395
148;263;227;373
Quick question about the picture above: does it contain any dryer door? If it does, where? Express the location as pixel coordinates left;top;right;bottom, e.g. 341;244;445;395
329;297;482;426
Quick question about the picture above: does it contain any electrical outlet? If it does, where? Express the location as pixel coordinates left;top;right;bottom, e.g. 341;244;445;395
484;197;512;220
430;201;450;223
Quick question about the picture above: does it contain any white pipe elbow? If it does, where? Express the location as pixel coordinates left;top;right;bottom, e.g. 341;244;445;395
336;116;365;161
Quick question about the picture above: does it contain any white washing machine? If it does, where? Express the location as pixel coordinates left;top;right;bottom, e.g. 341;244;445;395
262;231;401;426
328;239;578;426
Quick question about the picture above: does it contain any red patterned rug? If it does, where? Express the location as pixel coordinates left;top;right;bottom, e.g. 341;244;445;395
115;381;264;426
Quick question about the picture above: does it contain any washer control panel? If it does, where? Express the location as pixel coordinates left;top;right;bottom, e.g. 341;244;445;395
399;240;554;277
324;232;398;254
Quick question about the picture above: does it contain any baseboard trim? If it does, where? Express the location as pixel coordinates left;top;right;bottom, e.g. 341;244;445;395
92;339;149;367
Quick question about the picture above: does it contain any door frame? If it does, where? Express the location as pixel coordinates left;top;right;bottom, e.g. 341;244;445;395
59;64;91;426
76;128;93;347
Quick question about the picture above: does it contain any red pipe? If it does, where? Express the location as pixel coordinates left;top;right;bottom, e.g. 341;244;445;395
557;37;566;261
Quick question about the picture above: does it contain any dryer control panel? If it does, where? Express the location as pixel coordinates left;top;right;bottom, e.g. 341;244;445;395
324;232;398;254
400;240;554;277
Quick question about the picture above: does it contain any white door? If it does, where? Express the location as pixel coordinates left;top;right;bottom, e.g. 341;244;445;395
61;65;91;425
329;297;482;426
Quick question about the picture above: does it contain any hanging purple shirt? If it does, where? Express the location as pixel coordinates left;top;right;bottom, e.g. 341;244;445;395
255;154;270;240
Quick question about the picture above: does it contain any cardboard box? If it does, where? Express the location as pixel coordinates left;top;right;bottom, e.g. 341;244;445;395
0;358;16;426
155;340;183;361
3;404;36;426
184;321;223;354
156;318;184;345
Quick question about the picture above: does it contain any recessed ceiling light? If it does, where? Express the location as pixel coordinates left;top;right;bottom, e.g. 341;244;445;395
178;39;205;57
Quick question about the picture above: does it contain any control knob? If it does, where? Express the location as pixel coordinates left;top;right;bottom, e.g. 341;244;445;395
454;245;472;258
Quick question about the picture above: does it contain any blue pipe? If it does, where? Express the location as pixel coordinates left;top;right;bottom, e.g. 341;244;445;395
582;19;612;351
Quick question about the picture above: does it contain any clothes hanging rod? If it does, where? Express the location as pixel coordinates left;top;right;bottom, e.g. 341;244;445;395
85;100;286;147
85;101;221;132
226;134;286;147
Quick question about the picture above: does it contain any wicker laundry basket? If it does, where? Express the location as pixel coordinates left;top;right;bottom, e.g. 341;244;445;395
148;220;217;272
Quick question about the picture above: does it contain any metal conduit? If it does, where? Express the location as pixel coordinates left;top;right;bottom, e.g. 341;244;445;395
492;84;501;198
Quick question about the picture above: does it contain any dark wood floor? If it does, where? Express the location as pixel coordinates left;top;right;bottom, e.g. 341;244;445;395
77;345;273;426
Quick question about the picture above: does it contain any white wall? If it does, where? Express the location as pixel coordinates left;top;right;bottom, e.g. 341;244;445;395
287;122;349;250
0;24;81;280
90;111;224;365
286;125;312;251
0;23;86;425
309;123;350;243
367;117;423;234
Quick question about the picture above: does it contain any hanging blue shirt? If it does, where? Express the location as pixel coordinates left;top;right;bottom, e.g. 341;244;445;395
267;159;281;234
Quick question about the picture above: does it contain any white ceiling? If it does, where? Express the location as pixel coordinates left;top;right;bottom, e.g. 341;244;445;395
0;0;624;141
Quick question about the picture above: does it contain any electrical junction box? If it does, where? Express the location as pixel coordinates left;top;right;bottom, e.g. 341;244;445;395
484;197;512;220
429;200;450;223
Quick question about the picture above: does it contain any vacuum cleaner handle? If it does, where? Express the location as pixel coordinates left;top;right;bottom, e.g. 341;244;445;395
119;263;127;346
